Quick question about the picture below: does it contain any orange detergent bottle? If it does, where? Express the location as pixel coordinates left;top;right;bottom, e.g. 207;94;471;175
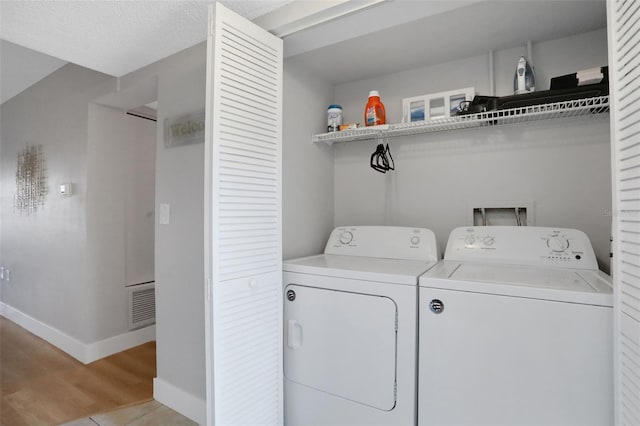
364;90;386;126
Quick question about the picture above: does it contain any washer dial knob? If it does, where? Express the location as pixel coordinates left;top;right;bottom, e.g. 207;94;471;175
547;236;569;252
464;235;476;246
482;236;495;246
339;231;353;245
410;236;421;245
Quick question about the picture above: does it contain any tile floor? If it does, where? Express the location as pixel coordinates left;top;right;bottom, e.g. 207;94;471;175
61;399;197;426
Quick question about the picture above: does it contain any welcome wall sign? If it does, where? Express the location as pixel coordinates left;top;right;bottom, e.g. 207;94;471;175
164;110;205;148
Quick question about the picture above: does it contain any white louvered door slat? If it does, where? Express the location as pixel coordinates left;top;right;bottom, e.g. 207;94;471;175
204;3;283;425
609;0;640;424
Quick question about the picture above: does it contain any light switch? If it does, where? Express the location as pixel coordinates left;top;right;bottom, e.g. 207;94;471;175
59;183;73;196
159;203;170;225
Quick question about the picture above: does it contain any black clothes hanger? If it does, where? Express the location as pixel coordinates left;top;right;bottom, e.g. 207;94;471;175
370;143;394;173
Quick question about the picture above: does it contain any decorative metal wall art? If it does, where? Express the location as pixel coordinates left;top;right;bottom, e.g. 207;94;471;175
15;144;48;215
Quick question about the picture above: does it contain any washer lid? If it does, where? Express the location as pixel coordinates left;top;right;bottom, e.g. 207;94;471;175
420;261;612;306
284;254;437;285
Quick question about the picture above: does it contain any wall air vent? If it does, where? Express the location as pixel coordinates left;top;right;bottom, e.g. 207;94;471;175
128;282;155;330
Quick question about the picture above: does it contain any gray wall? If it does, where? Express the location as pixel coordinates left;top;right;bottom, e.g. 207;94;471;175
86;103;156;341
121;42;207;401
331;29;612;271
333;118;611;269
1;39;207;410
109;41;340;412
0;62;156;344
337;29;608;129
123;112;156;288
283;60;335;260
0;64;116;342
108;39;340;416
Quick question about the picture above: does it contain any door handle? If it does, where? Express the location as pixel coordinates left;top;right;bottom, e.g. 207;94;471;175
287;320;303;349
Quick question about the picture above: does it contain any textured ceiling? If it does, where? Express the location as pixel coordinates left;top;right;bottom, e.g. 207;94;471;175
0;0;290;77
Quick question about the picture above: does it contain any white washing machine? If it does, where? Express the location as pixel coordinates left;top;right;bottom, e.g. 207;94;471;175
283;226;440;426
418;226;613;426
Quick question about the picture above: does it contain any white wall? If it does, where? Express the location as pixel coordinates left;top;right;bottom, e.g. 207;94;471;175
330;29;612;272
283;60;335;259
0;64;115;342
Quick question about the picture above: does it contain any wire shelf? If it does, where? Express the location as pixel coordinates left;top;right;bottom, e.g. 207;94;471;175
312;95;610;145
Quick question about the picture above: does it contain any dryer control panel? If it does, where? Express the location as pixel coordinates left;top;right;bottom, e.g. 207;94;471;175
445;226;598;269
325;226;439;261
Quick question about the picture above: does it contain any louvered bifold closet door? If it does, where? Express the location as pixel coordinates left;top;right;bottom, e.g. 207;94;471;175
608;0;640;424
205;3;283;425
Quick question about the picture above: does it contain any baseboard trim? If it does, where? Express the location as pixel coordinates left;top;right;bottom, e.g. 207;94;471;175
0;301;87;362
85;325;156;363
0;301;155;364
154;377;206;425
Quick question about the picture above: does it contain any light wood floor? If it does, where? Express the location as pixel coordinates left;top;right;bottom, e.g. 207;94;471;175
0;316;156;426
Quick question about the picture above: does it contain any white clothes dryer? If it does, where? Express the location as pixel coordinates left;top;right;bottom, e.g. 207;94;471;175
418;226;613;426
284;226;440;426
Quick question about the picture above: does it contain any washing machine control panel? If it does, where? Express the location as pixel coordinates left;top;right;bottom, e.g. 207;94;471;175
339;231;354;245
445;226;598;269
325;226;439;261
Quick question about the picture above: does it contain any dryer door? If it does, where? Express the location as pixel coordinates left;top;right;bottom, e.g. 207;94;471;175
284;284;397;410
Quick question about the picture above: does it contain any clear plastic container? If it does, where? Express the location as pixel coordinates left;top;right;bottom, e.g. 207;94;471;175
327;105;342;132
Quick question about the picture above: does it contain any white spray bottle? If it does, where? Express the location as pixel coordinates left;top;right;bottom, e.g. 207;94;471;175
514;56;535;94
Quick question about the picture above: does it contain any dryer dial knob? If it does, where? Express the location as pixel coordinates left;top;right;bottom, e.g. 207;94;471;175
339;231;353;245
482;236;495;246
464;235;476;246
547;236;569;252
410;236;421;245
